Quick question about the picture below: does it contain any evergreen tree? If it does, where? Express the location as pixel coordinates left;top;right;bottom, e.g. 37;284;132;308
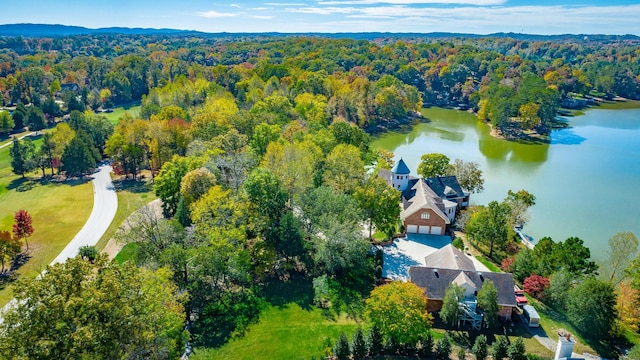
367;324;383;356
477;279;500;329
352;327;368;360
472;334;488;360
333;333;351;360
61;135;96;177
435;335;452;360
10;138;36;178
12;103;27;131
26;106;47;131
491;336;509;360
507;337;527;360
417;332;434;358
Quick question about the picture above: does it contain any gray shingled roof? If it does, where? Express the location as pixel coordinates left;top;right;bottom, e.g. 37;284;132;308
425;176;466;198
424;244;476;271
400;179;450;224
409;267;517;307
391;158;411;175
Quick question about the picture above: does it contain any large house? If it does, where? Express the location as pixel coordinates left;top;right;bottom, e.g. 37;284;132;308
378;159;469;235
409;244;517;321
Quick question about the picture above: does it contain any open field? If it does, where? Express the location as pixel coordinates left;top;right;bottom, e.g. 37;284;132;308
0;142;93;306
102;103;141;124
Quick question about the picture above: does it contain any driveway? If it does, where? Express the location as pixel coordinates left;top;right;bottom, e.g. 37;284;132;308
50;164;118;264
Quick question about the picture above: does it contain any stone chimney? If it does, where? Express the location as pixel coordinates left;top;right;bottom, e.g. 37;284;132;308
554;333;575;360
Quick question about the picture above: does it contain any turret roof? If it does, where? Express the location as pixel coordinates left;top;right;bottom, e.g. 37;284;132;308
391;158;411;175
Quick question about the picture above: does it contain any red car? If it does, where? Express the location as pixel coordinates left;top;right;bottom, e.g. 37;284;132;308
515;290;528;306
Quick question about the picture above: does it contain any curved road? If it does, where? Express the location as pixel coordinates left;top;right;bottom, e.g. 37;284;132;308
51;164;118;264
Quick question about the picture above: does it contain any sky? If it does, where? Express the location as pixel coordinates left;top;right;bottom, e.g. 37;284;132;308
1;0;639;35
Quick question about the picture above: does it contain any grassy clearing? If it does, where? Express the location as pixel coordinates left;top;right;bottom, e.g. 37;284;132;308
475;255;501;272
0;129;33;148
102;103;141;124
192;303;359;360
114;242;140;265
95;177;156;251
0;143;93;306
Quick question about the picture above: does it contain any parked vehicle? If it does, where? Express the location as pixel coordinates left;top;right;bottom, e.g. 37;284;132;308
523;304;540;328
515;289;528;306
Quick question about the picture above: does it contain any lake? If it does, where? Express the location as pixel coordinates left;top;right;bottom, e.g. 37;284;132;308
372;106;640;257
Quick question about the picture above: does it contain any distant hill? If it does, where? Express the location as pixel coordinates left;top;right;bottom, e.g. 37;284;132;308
0;23;638;42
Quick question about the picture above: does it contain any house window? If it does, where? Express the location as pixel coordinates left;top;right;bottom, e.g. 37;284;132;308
421;212;430;220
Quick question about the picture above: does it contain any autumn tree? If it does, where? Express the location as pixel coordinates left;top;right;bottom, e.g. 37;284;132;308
365;281;433;346
523;274;550;300
616;282;640;332
0;255;187;359
13;209;34;252
418;153;450;178
447;159;484;193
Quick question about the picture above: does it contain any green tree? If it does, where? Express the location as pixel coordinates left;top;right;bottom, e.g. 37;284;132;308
447;159;484;193
555;237;597;276
354;176;400;239
491;336;509;360
0;231;21;272
10;137;36;178
61;135;96;177
180;167;216;205
440;283;465;326
0;256;187;359
367;324;384;356
418;153;450;178
472;334;488;360
352;327;368;360
365;281;433;346
504;189;536;228
546;268;572;310
507;337;527;360
26;106;47;131
566;277;616;339
334;333;351;360
435;335;452;360
323;143;364;194
12;103;27;130
250;122;281;156
466;201;511;260
155;156;199;217
600;232;638;285
0;111;14;134
477;279;499;329
244;167;288;230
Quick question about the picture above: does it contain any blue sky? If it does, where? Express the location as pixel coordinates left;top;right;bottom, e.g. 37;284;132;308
2;0;639;35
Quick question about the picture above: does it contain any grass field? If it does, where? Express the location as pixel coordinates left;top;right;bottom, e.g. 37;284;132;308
102;103;141;124
475;255;501;272
0;141;93;306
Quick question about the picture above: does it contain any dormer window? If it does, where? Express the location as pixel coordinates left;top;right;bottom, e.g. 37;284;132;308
421;212;430;220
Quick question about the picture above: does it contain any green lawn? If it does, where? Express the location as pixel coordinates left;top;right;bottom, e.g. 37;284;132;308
114;242;140;265
102;103;141;124
0;142;93;306
475;255;501;272
95;178;156;251
191;303;359;360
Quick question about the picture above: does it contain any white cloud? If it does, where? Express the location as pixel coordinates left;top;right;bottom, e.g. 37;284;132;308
230;3;241;7
285;6;359;15
253;15;276;19
265;2;307;5
198;10;239;18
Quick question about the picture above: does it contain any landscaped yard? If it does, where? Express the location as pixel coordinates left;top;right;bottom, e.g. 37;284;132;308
191;279;360;360
0;142;93;306
102;103;141;124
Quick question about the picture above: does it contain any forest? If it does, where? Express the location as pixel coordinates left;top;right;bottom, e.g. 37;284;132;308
1;33;640;359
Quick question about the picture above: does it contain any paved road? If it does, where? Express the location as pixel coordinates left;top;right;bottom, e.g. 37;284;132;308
50;164;118;264
0;132;35;150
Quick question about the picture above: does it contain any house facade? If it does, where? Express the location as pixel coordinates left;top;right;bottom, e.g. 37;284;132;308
378;159;469;235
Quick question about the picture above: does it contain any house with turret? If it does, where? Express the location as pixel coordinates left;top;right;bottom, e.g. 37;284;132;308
378;158;469;236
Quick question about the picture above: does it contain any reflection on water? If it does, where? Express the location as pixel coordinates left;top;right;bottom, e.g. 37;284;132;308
372;107;640;256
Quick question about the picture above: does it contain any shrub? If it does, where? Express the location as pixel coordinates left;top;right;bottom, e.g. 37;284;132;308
472;335;488;360
79;245;98;262
452;237;465;251
416;332;434;358
435;335;452;360
457;347;467;360
501;257;515;272
523;274;550;300
367;325;383;356
507;337;527;360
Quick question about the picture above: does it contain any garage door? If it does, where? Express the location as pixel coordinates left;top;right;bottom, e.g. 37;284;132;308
406;224;418;233
430;226;443;235
418;226;430;234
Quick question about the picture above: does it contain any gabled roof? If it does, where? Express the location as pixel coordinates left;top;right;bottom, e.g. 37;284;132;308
391;158;411;175
409;267;517;307
424;244;475;271
400;179;450;224
425;176;466;199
